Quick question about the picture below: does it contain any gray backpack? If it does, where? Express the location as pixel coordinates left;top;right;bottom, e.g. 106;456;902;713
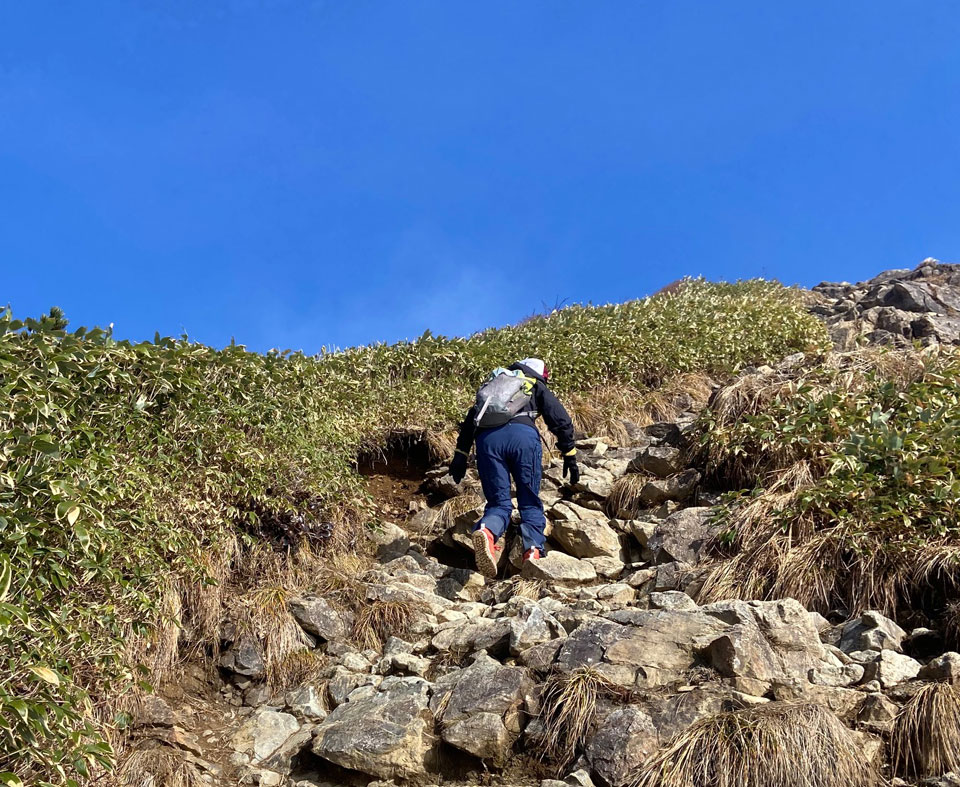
474;368;538;428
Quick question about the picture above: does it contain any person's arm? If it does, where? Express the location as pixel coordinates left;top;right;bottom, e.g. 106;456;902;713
537;386;576;454
449;405;478;482
455;404;479;456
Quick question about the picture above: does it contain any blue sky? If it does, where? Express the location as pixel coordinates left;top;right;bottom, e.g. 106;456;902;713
2;2;959;353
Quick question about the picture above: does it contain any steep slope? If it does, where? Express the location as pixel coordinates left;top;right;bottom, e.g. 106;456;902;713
0;280;825;786
11;261;960;787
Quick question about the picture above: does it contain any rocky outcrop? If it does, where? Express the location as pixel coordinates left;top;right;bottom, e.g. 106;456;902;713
431;654;534;763
811;259;960;348
312;678;436;781
206;387;957;787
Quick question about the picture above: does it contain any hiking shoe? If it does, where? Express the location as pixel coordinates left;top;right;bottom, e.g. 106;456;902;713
523;547;541;562
472;527;500;578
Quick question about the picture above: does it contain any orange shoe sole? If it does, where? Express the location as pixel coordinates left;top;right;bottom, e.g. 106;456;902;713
472;529;499;578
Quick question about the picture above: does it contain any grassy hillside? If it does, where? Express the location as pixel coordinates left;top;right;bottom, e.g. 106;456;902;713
697;347;960;622
0;280;827;785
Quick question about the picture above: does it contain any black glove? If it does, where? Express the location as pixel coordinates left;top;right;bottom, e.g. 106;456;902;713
449;452;468;484
562;451;580;486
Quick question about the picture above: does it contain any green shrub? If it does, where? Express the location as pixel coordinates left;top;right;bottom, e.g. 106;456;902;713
0;279;825;784
698;347;960;618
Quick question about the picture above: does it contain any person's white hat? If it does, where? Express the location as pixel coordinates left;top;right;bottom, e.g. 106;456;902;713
517;357;548;379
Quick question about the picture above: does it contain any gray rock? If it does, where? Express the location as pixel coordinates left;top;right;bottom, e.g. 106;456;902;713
312;678;435;781
703;599;828;694
652;561;692;592
558;611;726;689
132;695;175;728
518;639;565;672
838;610;907;653
326;666;382;707
809;663;865;688
628;520;659;550
919;651;960;682
862;650;921;688
629;445;683;477
288;596;352;642
284;686;327;720
509;600;566;655
431;616;513;655
231;710;302;767
379;651;432;677
625;567;656;589
648;507;717;565
639;470;701;505
585;706;658;787
522;552;598;583
548;503;623;560
645;683;755;741
649;591;698;612
368;522;411;561
431;656;534;763
585;555;625;579
564;768;597;787
596;583;636;605
644;421;682;446
858;693;899;732
244;683;278;707
221;633;267;679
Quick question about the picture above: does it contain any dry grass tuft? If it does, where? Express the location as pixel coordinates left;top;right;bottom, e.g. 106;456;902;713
353;599;420;650
425;429;457;464
891;682;960;780
437;492;484;527
512;578;544;600
945;600;960;650
569;375;715;447
125;583;183;689
630;702;876;787
606;474;652;519
539;667;632;770
271;649;328;693
307;550;371;605
232;584;313;689
117;745;204;787
639;373;715;424
179;534;239;661
568;386;642;446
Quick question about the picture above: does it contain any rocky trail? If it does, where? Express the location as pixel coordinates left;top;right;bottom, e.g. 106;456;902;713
127;261;960;787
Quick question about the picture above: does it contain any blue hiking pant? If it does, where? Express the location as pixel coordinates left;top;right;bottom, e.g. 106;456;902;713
474;421;546;552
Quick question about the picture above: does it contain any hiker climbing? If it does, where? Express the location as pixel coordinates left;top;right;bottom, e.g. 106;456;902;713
448;357;579;577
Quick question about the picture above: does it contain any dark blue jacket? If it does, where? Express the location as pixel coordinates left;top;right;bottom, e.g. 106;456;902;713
455;362;576;455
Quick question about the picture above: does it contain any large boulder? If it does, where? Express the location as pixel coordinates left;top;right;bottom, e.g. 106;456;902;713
431;616;514;656
556;611;727;689
836;611;906;653
522;552;598;583
231;710;303;767
288;596;352;642
430;656;534;764
647;507;718;565
312;678;436;781
584;706;658;787
703;599;828;695
639;470;701;505
548;503;623;560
